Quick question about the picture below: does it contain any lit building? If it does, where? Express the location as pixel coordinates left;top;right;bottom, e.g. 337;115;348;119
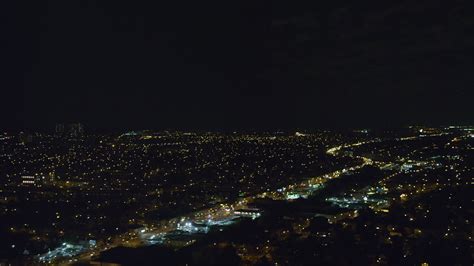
18;132;33;144
21;175;41;187
177;221;210;233
55;123;85;138
55;123;65;135
234;208;262;219
68;123;84;138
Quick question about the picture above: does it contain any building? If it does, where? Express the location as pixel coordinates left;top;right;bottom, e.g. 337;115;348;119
18;132;33;144
55;123;65;135
177;221;210;233
55;123;85;138
68;123;84;138
234;208;262;219
21;175;41;187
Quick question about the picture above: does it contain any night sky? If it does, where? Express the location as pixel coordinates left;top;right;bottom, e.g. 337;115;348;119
2;1;474;131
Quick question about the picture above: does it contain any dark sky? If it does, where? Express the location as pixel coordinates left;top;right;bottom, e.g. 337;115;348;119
2;1;474;131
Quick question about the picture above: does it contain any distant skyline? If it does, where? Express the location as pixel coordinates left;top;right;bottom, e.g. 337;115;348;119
2;2;474;131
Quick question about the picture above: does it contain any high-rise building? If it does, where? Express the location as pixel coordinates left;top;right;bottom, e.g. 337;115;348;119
68;123;84;138
55;124;65;135
55;123;85;138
